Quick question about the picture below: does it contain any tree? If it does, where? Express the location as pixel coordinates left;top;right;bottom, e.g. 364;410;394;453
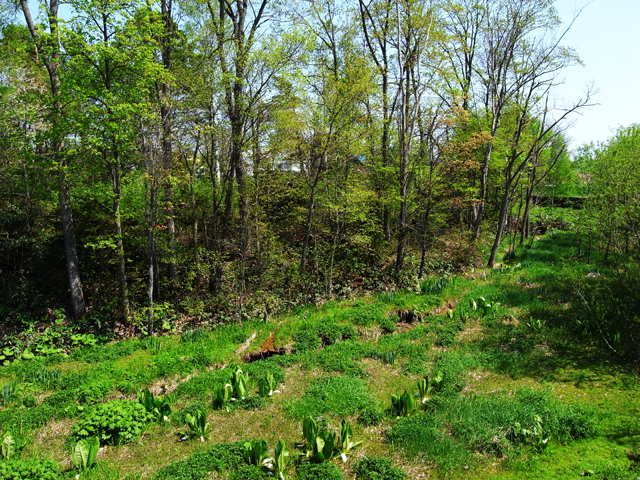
63;0;162;319
18;0;87;319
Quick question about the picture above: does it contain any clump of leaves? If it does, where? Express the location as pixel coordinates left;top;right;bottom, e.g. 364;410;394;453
1;381;17;405
0;458;60;480
354;456;407;480
185;410;210;442
71;399;153;445
416;371;446;404
273;439;290;480
420;276;455;295
137;388;172;424
300;417;361;463
174;403;206;426
243;439;271;467
26;368;61;388
389;391;414;417
72;436;100;471
181;328;208;343
146;337;162;355
213;366;260;410
1;432;16;460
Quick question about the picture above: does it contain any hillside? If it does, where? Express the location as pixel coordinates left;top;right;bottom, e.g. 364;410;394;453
0;231;639;480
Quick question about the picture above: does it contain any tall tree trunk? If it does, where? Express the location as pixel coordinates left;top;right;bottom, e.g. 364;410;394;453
111;162;130;318
59;170;87;319
20;0;87;319
160;0;176;292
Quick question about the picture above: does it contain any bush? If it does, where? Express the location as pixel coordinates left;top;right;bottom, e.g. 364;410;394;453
296;462;345;480
71;399;153;445
380;317;397;334
71;340;141;364
354;456;407;480
345;304;386;327
0;458;60;480
43;390;77;407
294;323;359;354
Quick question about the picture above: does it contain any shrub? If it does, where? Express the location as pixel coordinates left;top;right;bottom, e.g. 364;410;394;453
345;304;386;327
354;456;407;480
296;462;345;480
380;317;397;334
0;458;60;480
71;399;153;445
294;323;359;354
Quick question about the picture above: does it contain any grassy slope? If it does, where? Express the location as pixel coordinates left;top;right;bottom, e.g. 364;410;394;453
1;228;639;480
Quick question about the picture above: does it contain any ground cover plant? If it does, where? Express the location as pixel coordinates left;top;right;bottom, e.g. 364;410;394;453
0;229;639;479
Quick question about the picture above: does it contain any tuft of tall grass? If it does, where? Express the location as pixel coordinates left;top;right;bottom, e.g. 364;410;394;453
285;375;378;419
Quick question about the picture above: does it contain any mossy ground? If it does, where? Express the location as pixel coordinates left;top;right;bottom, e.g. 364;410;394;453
1;228;639;479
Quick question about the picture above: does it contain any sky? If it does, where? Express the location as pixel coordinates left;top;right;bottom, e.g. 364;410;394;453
552;0;640;152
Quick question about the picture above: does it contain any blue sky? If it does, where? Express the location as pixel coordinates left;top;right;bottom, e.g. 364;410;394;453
552;0;640;151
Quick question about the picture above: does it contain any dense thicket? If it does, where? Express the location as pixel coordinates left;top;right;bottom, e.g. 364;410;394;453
0;0;590;335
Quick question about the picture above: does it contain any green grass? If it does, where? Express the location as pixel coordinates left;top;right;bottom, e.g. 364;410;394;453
285;374;379;419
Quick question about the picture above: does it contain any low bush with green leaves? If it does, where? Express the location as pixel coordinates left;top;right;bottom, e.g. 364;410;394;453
0;458;60;480
296;462;345;480
354;456;407;480
71;399;153;445
387;414;466;471
343;304;386;327
294;322;359;353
